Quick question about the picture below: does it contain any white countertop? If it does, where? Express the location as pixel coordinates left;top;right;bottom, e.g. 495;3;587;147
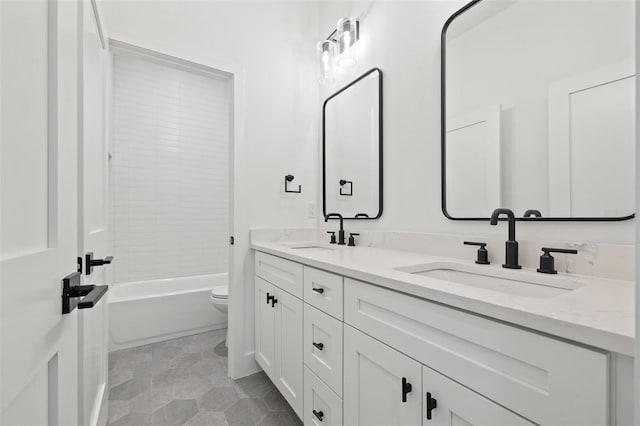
251;241;635;356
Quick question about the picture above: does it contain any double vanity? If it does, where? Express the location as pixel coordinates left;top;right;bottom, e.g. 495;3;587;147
251;235;634;426
263;0;637;423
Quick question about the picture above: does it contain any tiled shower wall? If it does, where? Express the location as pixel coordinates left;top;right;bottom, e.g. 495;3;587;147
112;54;229;284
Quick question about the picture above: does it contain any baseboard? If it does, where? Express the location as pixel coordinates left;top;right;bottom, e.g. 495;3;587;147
109;324;227;352
96;382;109;426
229;351;261;380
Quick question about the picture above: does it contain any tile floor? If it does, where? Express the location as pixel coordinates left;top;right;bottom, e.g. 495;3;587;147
108;330;302;426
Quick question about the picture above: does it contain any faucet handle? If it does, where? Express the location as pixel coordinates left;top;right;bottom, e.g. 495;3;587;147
464;241;490;265
537;247;577;274
326;231;337;244
348;233;360;247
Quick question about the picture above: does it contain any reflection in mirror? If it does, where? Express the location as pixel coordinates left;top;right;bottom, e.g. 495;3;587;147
323;68;382;219
443;0;635;220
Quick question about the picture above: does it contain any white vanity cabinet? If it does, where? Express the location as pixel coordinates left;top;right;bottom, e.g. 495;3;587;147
253;250;628;425
254;253;304;417
344;325;422;426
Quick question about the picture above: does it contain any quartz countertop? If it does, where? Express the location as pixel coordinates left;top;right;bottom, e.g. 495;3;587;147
251;240;635;356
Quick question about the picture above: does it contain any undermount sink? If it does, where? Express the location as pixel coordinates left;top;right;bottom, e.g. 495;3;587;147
395;261;582;298
284;242;336;252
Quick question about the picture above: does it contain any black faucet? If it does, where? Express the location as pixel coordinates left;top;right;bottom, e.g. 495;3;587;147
490;208;521;269
325;213;346;245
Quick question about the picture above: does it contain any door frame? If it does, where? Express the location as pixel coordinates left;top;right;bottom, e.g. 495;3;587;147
106;39;255;379
78;1;110;425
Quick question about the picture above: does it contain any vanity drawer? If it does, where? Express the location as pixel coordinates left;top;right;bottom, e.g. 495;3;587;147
255;251;303;298
344;278;608;426
303;266;344;320
304;304;343;396
304;366;343;426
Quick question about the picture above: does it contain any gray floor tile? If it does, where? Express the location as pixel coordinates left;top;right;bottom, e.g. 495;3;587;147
152;399;199;426
224;398;269;426
173;375;214;399
109;368;134;389
256;411;302;426
233;372;275;399
197;386;239;411
108;330;295;426
129;387;174;414
107;400;130;424
183;411;229;426
262;388;292;412
171;353;203;368
109;378;151;401
108;412;152;426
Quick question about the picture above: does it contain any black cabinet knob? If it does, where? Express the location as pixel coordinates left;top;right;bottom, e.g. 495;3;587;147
311;287;325;294
312;342;324;351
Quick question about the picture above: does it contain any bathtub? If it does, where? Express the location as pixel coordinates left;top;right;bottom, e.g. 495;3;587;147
108;273;227;351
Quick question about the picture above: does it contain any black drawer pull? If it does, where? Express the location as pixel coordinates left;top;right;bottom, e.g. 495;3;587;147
312;410;324;421
312;287;325;294
312;342;324;351
426;392;438;420
401;377;412;403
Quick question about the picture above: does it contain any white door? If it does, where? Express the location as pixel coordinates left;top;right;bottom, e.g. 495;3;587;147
273;288;303;417
78;0;110;424
548;60;635;217
344;325;422;426
445;105;501;218
1;0;80;424
255;277;276;378
422;366;535;426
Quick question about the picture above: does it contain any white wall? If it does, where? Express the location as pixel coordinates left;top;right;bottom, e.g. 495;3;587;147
318;0;635;245
112;53;230;284
102;0;319;377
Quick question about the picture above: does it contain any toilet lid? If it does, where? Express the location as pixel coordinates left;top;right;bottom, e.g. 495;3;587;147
210;285;228;299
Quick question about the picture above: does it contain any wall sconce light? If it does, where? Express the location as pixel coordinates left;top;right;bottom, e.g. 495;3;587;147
336;17;359;68
317;39;336;84
317;17;360;84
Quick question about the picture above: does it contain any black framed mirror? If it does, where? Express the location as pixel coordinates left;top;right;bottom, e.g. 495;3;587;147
442;0;635;221
323;68;383;220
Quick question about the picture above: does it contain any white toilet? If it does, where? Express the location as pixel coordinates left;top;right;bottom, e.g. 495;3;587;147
210;285;228;346
210;285;228;313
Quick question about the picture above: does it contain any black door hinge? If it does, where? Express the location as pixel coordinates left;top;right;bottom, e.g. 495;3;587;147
230;236;235;245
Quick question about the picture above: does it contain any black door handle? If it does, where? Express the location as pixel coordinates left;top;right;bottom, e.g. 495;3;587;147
312;342;324;351
311;287;325;294
426;392;438;420
312;410;324;421
78;285;108;309
85;252;114;275
401;377;412;403
62;272;109;314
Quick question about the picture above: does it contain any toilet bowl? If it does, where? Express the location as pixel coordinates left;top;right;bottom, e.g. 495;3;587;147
210;285;228;313
210;285;229;347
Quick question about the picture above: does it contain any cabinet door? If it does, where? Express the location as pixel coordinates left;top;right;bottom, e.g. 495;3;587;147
274;288;304;417
255;277;276;379
344;325;422;426
422;366;535;426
